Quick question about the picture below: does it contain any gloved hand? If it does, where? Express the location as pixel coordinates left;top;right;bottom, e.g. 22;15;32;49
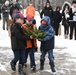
34;48;38;52
32;19;36;24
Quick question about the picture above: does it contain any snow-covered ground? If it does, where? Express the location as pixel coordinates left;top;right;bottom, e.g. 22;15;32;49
0;11;76;75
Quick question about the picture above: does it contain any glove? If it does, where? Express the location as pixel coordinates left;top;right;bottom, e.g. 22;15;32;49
34;48;38;52
32;19;36;24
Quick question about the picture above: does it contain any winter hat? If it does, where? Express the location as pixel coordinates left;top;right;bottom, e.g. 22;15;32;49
5;1;9;5
26;15;34;21
41;16;51;25
13;13;24;20
41;17;49;28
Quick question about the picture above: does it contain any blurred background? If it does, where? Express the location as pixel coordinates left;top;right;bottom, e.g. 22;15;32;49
0;0;74;10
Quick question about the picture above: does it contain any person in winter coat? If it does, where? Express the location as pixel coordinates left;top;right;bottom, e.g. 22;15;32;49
69;1;76;40
53;6;62;36
0;6;1;20
10;13;33;75
62;4;70;39
1;1;10;30
10;1;19;18
22;15;37;71
25;2;35;18
38;16;56;73
40;2;54;25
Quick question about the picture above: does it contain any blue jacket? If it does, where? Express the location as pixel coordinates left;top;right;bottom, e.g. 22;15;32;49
39;16;55;51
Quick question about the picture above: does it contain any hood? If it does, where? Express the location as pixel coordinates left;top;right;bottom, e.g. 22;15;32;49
41;16;51;25
61;1;71;12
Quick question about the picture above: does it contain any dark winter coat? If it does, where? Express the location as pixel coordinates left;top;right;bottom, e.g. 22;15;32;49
69;8;76;21
52;11;62;35
62;12;69;26
11;22;30;50
0;7;1;19
53;11;62;23
1;5;10;18
40;7;54;21
39;16;55;51
10;5;19;17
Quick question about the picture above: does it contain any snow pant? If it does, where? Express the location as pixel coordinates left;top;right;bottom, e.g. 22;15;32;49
40;49;55;68
69;21;76;40
25;48;36;68
3;17;9;30
12;49;26;66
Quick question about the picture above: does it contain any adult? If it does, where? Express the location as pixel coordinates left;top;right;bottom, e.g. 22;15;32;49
62;4;70;39
53;6;62;36
69;1;76;40
10;1;19;18
0;6;1;20
1;1;10;30
40;2;54;25
25;2;35;18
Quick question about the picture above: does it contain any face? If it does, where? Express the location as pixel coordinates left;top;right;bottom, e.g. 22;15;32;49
29;3;33;6
74;3;76;7
5;3;9;6
26;20;33;25
46;3;50;7
65;6;68;8
72;3;76;7
57;8;60;11
13;2;16;5
16;18;24;24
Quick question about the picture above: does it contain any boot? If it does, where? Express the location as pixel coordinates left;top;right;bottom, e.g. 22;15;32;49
18;64;26;75
24;63;27;67
51;66;56;73
65;34;68;39
40;60;44;70
10;60;16;71
31;66;36;71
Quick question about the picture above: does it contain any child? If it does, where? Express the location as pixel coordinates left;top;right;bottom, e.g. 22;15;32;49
38;16;56;73
10;13;33;75
22;15;37;71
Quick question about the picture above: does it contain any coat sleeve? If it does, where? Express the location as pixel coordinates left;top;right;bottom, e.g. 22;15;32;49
41;27;54;41
40;9;44;18
11;25;30;41
1;6;5;13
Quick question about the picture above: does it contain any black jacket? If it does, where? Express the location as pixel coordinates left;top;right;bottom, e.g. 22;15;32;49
69;8;75;21
40;7;54;21
0;7;1;19
41;37;54;51
53;11;62;23
10;5;19;17
11;22;30;50
1;5;10;18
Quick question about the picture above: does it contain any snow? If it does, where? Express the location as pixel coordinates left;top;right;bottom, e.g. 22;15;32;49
0;11;76;74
